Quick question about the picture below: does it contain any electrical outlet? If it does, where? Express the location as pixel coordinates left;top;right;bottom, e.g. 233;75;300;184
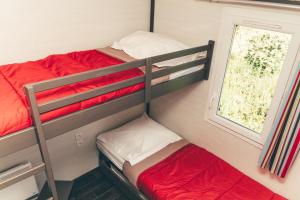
75;131;84;146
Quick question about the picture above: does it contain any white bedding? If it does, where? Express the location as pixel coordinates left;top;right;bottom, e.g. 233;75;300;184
112;31;205;80
112;31;195;67
96;114;181;169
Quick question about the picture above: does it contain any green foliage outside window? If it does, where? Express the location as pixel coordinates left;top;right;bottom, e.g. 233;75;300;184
218;26;291;133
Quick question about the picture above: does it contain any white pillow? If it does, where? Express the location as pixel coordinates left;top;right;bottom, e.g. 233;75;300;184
112;31;196;68
97;114;181;165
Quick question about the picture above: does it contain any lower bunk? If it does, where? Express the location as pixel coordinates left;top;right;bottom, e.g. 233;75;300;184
96;114;286;200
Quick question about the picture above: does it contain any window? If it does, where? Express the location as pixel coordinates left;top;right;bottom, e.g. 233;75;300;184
218;26;291;133
208;8;300;144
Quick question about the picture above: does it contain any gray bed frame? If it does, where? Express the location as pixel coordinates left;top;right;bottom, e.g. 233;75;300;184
0;1;215;199
99;149;149;200
0;40;214;200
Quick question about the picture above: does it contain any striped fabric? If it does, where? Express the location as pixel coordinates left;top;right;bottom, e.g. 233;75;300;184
259;64;300;178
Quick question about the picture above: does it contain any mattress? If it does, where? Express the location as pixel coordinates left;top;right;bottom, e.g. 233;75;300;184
99;139;286;200
99;47;170;85
0;50;144;137
137;144;286;200
0;46;202;137
123;139;189;187
99;47;204;84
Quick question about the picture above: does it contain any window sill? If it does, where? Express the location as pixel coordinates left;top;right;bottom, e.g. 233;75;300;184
204;117;264;150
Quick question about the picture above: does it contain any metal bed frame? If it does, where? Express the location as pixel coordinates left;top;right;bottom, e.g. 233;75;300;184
99;150;148;200
0;1;215;199
0;40;215;200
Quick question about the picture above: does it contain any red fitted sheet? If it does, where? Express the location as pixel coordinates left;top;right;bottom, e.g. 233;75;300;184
0;50;144;137
137;144;286;200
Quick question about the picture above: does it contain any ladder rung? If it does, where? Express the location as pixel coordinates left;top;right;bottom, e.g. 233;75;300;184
0;163;45;189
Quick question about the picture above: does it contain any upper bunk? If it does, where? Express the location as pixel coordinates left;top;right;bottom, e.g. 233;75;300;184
0;39;215;158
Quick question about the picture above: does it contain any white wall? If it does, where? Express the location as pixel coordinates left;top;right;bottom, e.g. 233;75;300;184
152;1;300;200
0;0;149;65
0;0;148;191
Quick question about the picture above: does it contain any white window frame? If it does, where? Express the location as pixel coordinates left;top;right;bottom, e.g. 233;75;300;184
207;8;300;146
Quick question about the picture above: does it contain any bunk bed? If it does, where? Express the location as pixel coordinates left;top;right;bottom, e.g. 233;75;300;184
0;41;214;199
0;1;215;199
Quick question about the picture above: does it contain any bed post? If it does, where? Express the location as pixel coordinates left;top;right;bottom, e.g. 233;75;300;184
145;58;153;115
150;0;155;32
25;86;59;200
204;40;215;80
25;86;74;200
147;0;155;115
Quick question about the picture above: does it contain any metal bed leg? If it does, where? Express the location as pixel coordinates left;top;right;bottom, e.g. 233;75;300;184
25;87;59;200
145;58;153;116
150;0;155;32
98;151;147;200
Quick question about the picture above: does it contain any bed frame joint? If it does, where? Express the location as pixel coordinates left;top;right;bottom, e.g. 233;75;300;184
204;40;215;80
145;58;153;115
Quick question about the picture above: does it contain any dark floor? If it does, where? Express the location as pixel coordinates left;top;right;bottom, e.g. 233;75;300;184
69;167;129;200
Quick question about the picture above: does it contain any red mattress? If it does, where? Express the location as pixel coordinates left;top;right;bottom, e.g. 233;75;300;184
137;144;286;200
0;50;144;137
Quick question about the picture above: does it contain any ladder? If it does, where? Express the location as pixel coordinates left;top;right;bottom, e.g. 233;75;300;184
0;84;73;200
